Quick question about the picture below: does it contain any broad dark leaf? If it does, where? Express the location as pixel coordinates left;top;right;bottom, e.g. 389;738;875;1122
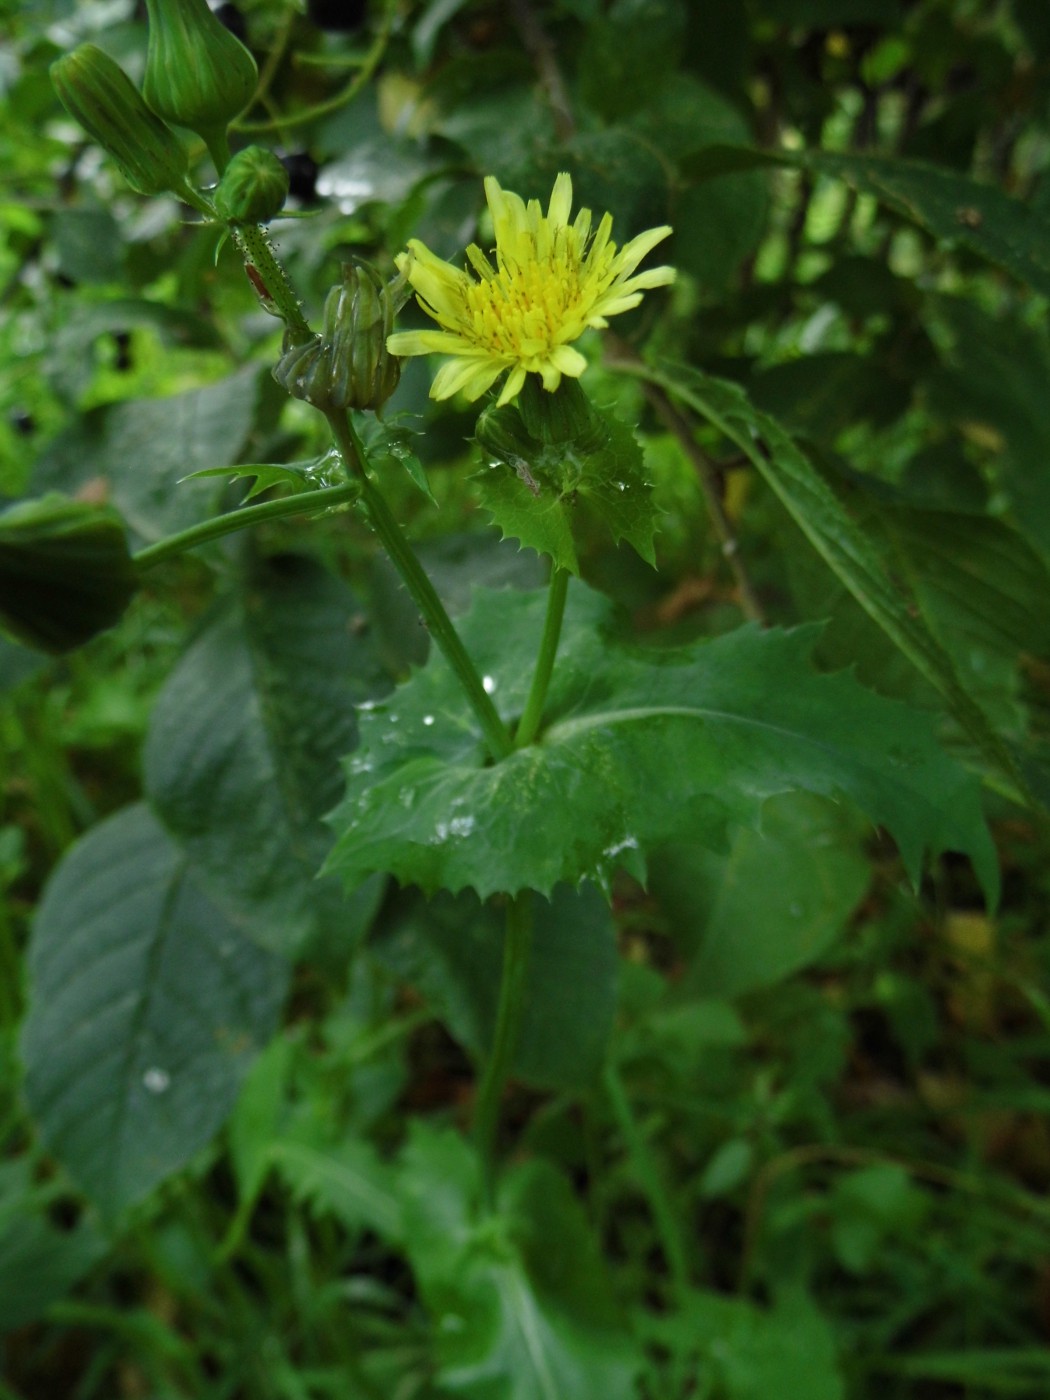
21;805;287;1218
144;554;389;953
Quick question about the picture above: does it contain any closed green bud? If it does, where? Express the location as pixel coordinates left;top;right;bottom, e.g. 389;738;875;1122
519;375;605;452
142;0;257;168
214;145;289;224
475;403;541;465
273;262;410;413
50;44;194;200
0;495;139;654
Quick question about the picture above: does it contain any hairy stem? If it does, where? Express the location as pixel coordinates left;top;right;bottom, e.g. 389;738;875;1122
233;224;314;344
474;894;534;1208
515;565;569;748
133;482;361;571
327;412;512;762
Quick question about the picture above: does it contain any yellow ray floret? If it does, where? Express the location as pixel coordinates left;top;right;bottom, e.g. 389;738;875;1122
386;172;675;406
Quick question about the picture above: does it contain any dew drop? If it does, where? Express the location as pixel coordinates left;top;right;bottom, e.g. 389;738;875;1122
422;714;435;726
482;674;497;694
143;1067;170;1095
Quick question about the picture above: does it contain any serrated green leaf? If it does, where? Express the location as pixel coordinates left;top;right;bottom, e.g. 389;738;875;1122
269;1138;403;1243
473;456;580;571
635;359;1023;812
325;581;997;903
144;554;390;953
399;1125;641;1399
184;454;343;501
474;413;657;571
20;805;287;1219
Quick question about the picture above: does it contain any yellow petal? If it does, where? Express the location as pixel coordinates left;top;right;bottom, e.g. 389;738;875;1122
547;172;573;228
431;354;505;401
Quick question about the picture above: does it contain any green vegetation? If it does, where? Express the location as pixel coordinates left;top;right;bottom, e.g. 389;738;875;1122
3;1;1050;1396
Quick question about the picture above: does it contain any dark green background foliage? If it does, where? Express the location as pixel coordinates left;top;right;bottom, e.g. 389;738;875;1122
3;0;1050;1396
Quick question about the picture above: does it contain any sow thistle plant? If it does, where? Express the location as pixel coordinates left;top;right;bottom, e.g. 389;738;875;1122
10;0;1007;1345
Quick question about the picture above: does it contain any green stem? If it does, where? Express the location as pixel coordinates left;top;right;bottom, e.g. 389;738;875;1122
603;1060;690;1295
327;412;512;762
133;482;360;571
474;894;534;1207
515;565;569;748
233;224;314;344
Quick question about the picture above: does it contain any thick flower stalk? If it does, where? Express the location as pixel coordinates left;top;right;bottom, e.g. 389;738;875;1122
387;173;675;406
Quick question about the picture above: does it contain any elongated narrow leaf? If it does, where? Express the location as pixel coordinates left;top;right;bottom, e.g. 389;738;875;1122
326;581;997;903
144;554;389;953
21;805;287;1218
635;359;1023;806
684;145;1050;299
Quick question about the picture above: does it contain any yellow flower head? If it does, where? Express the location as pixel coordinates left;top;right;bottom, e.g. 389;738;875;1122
386;172;675;407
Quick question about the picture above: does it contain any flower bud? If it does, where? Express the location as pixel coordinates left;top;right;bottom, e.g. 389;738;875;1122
475;403;541;466
50;44;193;199
214;145;289;224
0;495;139;654
273;262;410;413
519;376;606;452
142;0;257;166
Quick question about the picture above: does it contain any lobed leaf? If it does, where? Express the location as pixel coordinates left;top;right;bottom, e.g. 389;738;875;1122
325;580;997;903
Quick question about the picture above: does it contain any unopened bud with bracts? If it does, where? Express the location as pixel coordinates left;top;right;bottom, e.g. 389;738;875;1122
518;375;606;453
273;262;410;413
214;145;289;224
142;0;258;170
475;403;542;466
50;44;200;205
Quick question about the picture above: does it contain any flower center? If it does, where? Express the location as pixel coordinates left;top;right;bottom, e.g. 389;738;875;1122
463;230;594;362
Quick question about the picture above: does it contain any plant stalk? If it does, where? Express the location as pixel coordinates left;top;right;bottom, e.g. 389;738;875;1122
327;411;512;762
474;894;534;1207
515;565;569;748
133;481;361;571
603;1060;691;1295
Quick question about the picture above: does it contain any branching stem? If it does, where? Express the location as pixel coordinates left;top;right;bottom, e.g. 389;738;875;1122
133;482;361;570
